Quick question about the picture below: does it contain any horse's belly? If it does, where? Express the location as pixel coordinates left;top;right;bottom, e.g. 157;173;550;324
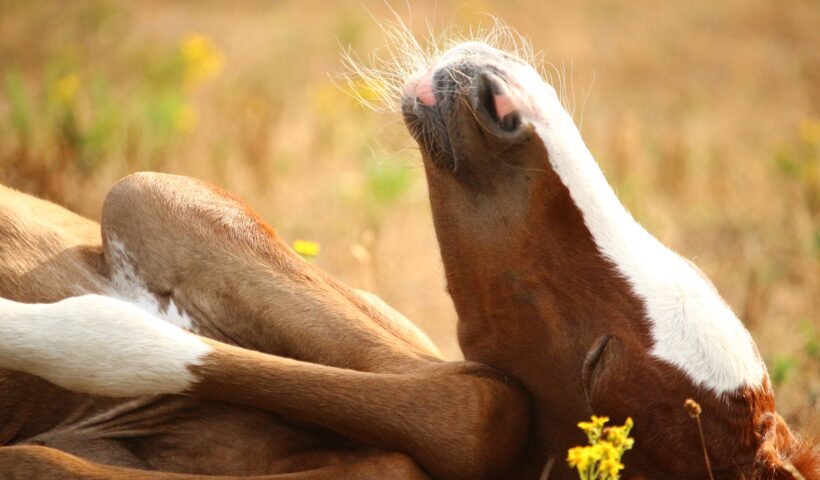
117;400;342;475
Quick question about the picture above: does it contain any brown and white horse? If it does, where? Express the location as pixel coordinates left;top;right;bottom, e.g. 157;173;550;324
396;40;818;478
0;36;817;480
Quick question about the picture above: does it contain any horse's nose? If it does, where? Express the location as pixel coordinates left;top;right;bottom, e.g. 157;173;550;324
428;61;521;131
404;42;509;107
409;68;437;106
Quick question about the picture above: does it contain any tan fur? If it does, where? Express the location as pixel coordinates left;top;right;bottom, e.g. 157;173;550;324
0;175;529;479
0;445;429;479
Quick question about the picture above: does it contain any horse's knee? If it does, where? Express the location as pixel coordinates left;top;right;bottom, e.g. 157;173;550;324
99;173;297;347
102;172;176;236
101;172;285;289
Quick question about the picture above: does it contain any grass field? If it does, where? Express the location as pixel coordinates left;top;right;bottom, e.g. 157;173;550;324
1;0;817;436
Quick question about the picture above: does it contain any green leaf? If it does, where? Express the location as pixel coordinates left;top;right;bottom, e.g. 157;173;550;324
769;355;796;386
365;159;411;205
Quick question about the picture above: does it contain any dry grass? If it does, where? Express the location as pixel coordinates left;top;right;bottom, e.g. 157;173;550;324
0;0;817;435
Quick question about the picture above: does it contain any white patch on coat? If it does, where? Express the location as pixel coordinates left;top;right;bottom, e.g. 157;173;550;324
106;238;195;332
473;55;765;393
0;294;211;397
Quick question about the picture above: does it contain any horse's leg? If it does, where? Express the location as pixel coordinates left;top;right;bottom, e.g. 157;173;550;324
99;172;438;373
0;293;526;480
91;172;527;479
0;445;430;480
0;181;454;480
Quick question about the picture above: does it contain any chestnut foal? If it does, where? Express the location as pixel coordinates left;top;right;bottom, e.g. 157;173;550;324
397;41;817;479
0;40;817;480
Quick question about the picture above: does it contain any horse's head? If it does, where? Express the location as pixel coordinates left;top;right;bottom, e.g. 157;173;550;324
391;37;815;479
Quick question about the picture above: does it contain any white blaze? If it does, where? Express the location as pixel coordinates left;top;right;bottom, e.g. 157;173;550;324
0;294;211;397
510;61;765;393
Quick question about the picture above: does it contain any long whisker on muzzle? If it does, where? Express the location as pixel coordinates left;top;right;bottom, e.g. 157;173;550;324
338;16;542;114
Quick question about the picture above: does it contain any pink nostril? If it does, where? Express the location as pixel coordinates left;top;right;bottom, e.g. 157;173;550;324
493;93;516;120
415;69;436;106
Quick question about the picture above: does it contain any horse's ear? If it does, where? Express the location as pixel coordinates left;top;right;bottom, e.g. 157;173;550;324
755;413;820;480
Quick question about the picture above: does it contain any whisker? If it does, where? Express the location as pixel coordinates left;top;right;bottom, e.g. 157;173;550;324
578;70;596;133
338;14;548;114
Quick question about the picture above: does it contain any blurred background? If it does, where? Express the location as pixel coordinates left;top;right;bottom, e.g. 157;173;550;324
0;0;817;433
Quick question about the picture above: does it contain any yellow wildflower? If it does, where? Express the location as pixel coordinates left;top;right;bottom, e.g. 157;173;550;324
567;416;634;480
51;73;80;105
600;458;624;477
567;445;597;471
179;33;224;87
604;417;634;449
293;239;320;259
578;415;609;444
598;441;618;459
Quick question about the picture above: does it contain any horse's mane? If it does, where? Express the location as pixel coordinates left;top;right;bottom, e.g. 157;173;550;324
753;413;819;480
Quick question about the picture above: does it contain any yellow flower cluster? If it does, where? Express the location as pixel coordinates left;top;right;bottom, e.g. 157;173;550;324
567;416;634;480
179;33;224;88
292;239;320;259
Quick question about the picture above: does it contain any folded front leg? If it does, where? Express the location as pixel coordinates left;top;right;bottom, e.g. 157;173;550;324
100;172;439;373
0;294;529;480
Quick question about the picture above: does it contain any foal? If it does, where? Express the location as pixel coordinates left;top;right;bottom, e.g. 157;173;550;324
0;35;816;479
392;39;817;478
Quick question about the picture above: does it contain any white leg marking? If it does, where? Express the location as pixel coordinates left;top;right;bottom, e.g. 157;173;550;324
107;237;195;332
0;294;211;397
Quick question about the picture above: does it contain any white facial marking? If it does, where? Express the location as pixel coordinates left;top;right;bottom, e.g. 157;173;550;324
0;294;211;397
107;238;195;332
506;59;765;393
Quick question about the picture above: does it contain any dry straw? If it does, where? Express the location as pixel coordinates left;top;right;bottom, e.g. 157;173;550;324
684;398;716;480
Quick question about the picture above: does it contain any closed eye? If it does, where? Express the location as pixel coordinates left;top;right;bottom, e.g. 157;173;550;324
582;335;612;410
